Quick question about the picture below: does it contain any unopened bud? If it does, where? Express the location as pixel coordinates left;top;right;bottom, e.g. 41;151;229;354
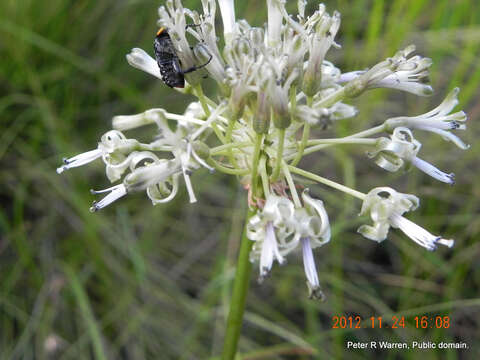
253;91;271;134
271;86;291;129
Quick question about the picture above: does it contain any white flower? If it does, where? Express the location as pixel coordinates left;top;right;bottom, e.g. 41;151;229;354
217;0;235;38
296;190;330;299
247;195;295;280
57;149;102;174
303;7;341;96
368;127;455;184
301;237;325;300
292;190;331;246
57;130;139;181
89;184;128;212
266;0;284;46
112;108;169;131
90;155;183;211
358;187;454;250
343;45;433;97
385;87;469;149
126;48;162;80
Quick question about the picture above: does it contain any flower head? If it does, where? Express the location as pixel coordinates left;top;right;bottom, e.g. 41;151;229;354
58;0;465;299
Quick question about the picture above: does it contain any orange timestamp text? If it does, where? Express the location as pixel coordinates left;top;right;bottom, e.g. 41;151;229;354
332;315;451;329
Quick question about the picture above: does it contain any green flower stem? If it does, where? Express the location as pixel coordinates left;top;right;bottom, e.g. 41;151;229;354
306;138;378;146
207;158;249;176
250;134;263;198
345;124;386;138
282;161;301;207
289;85;297;114
284;124;386;161
225;117;240;167
194;84;227;143
259;155;270;197
211;141;252;155
290;96;313;166
288;165;366;200
315;87;346;107
194;84;211;117
271;128;286;181
221;209;255;360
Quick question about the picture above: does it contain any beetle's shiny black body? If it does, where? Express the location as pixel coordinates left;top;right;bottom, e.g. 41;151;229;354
154;27;212;88
154;28;185;88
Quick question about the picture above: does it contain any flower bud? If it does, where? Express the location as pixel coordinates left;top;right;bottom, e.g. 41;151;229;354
253;91;271;134
270;85;291;129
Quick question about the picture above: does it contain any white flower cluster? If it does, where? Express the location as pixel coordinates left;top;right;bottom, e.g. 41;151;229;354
247;190;330;299
57;0;468;298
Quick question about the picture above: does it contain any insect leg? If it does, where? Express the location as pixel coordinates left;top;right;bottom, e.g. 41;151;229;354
181;47;213;74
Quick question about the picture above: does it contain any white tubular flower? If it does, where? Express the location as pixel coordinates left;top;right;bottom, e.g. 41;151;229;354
266;0;285;46
301;238;325;300
358;187;454;251
217;0;235;39
57;130;139;178
301;190;331;245
90;154;183;212
303;8;341;96
247;195;295;281
112;108;168;131
89;185;128;213
57;149;102;174
293;190;330;299
343;45;433;97
385;87;469;149
126;48;162;80
368;127;455;184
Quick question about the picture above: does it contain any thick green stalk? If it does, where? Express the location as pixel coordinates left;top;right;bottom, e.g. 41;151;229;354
221;208;255;360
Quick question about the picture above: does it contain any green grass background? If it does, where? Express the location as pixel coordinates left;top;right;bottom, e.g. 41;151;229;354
1;0;479;359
